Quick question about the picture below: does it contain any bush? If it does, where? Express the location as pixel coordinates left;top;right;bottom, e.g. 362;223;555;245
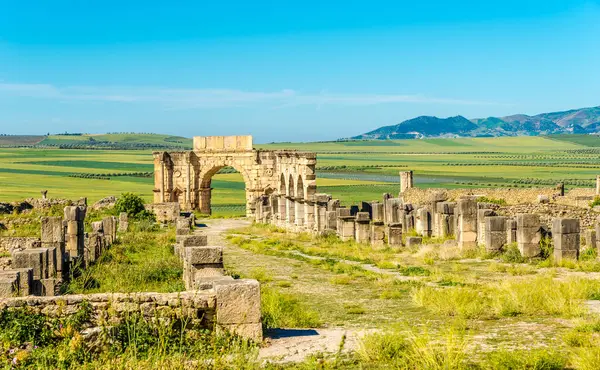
114;193;154;221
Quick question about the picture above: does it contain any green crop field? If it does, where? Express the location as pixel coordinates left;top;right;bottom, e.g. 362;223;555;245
1;135;600;213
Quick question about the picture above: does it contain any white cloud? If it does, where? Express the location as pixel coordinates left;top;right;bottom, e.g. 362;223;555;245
0;82;502;109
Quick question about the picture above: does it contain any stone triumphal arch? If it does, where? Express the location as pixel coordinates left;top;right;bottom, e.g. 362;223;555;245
153;136;317;224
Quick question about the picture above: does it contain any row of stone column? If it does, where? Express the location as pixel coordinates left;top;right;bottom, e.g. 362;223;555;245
0;207;122;297
173;214;262;341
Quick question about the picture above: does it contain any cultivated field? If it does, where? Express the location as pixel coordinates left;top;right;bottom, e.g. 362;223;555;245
1;135;600;212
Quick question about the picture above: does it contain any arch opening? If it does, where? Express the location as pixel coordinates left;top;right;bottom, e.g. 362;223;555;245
198;165;247;217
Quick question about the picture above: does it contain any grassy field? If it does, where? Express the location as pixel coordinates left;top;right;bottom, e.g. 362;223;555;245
1;135;600;211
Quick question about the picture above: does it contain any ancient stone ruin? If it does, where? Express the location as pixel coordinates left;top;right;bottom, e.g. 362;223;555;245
0;203;262;342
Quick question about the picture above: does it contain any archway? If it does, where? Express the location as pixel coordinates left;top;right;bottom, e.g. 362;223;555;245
198;164;251;216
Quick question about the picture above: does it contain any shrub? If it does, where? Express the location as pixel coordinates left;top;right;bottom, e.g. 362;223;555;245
500;243;524;263
114;193;154;221
590;197;600;208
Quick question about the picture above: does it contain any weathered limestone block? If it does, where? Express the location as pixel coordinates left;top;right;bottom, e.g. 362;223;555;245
371;223;385;246
12;249;46;280
0;269;32;296
41;217;66;274
406;236;422;248
404;213;415;233
457;198;478;250
516;214;542;258
336;208;351;233
477;209;496;247
506;219;517;244
180;235;209;247
484;216;507;252
371;202;384;224
354;212;371;244
326;211;337;230
387;223;403;247
584;229;596;248
186;246;223;265
215;279;262;342
415;208;432;237
338;217;356;242
146;202;180;223
118;212;129;232
64;206;86;259
0;277;18;298
537;195;550;204
384;198;402;225
552;218;580;262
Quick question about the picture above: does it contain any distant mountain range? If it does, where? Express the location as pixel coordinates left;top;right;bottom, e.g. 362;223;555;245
351;106;600;140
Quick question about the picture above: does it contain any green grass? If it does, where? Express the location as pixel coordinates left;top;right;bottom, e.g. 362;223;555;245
65;223;184;294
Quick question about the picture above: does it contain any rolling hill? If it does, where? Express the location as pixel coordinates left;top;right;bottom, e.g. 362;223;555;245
352;105;600;140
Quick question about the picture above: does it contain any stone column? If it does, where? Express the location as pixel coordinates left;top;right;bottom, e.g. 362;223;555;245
477;209;496;247
118;212;129;232
387;223;403;247
198;188;212;215
214;279;262;342
41;216;66;278
64;206;86;261
315;194;330;231
326;211;337;230
584;229;596;249
354;212;371;244
384;198;401;225
484;216;507;252
516;214;541;257
286;197;295;225
278;195;286;225
457;198;478;250
400;171;414;193
436;202;455;238
552;218;580;262
184;246;224;290
506;219;517;244
415;208;432;237
304;200;315;229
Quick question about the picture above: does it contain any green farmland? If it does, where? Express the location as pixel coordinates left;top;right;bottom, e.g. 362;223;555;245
1;135;600;213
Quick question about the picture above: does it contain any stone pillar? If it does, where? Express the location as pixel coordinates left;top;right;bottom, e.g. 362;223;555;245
199;187;212;215
295;199;305;227
516;214;541;257
286;197;295;225
477;209;496;247
214;279;262;342
41;216;66;277
336;208;351;232
400;171;414;193
387;223;403;247
371;202;384;224
597;176;600;196
404;212;415;233
278;195;286;225
371;223;385;246
436;202;455;238
584;229;596;249
457;198;478;250
484;216;507;252
184;246;224;290
553;218;580;262
415;208;432;237
118;212;129;232
315;194;330;231
338;216;356;241
384;198;402;225
326;211;337;230
354;212;371;243
304;200;315;230
506;219;517;244
64;206;86;261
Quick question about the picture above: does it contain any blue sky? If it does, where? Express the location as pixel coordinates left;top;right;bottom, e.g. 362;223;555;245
1;0;599;143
